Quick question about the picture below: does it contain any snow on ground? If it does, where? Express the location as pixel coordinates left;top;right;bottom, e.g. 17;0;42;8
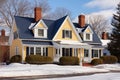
0;63;120;77
40;73;120;80
93;64;120;71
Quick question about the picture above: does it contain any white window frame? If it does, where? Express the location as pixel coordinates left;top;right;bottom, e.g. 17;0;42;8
63;30;72;38
74;48;78;57
34;28;47;38
92;49;102;58
28;46;48;56
84;49;89;57
83;32;93;41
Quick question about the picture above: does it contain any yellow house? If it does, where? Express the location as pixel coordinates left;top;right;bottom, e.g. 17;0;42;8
9;7;103;63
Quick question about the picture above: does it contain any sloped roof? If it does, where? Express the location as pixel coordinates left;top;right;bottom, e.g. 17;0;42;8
14;16;67;40
73;23;102;44
14;15;101;44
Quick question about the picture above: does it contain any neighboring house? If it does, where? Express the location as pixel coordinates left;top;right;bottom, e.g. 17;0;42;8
10;7;103;63
0;29;9;62
101;32;110;55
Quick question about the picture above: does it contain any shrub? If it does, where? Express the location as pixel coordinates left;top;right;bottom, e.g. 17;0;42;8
10;55;22;63
117;55;120;63
91;59;103;65
25;55;53;64
59;56;79;65
100;55;118;64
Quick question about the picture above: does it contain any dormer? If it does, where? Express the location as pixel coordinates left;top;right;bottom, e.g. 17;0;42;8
83;26;93;41
29;7;48;38
29;20;48;38
78;14;93;41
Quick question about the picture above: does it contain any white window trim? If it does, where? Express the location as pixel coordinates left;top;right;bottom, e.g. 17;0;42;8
84;49;89;58
63;29;72;38
34;28;47;38
28;46;47;56
92;49;101;58
83;32;93;41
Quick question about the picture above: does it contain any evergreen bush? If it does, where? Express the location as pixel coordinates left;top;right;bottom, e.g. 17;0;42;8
59;56;79;65
25;55;53;64
91;59;103;65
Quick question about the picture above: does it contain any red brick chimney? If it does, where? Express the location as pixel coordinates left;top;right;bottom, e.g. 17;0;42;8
78;15;85;27
34;7;42;22
102;32;108;40
1;29;5;37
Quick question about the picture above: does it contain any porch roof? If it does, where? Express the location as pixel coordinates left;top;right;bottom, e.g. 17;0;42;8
53;40;90;48
22;40;53;45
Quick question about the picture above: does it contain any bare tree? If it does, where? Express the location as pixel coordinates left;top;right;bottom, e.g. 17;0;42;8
0;0;32;28
33;0;51;17
45;7;72;20
87;15;109;37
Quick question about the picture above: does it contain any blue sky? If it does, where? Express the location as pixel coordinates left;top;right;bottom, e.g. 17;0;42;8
48;0;120;21
48;0;97;18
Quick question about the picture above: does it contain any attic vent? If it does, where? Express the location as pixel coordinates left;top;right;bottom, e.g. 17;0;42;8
29;23;36;29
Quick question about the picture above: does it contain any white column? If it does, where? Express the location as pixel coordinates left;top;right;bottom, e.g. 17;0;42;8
80;48;83;66
89;49;92;62
29;47;30;55
60;47;62;57
41;47;43;56
57;48;59;56
101;49;103;56
74;48;76;57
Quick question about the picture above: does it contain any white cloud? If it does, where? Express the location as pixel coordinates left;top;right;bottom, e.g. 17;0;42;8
85;0;120;9
73;9;115;22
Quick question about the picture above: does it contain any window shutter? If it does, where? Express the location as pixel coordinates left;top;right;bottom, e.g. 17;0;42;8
62;48;65;56
70;48;72;56
62;30;65;38
46;48;48;56
70;31;72;38
26;47;29;55
92;50;94;58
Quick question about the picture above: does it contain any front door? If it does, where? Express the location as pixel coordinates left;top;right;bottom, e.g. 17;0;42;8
54;49;60;62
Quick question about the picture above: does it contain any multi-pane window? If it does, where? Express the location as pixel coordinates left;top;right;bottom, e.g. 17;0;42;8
30;47;34;55
86;33;90;40
43;47;48;56
62;30;72;38
38;29;44;36
92;50;99;58
62;48;72;56
27;47;48;56
74;48;78;57
36;47;41;55
84;49;89;57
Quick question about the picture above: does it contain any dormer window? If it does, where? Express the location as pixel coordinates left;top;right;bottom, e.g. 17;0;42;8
84;33;93;41
38;29;44;37
86;33;90;40
34;28;47;38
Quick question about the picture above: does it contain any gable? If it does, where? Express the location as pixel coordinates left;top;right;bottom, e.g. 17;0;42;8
84;26;93;33
34;20;47;29
53;16;81;42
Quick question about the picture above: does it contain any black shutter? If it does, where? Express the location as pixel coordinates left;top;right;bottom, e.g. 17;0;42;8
62;48;65;56
46;48;48;56
26;47;29;55
70;31;72;38
92;50;94;58
62;30;65;38
70;48;72;56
